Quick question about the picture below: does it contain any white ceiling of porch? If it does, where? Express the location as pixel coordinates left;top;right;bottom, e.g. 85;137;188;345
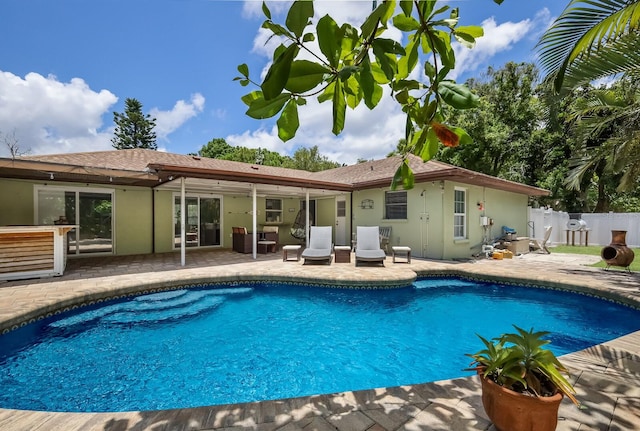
155;177;348;199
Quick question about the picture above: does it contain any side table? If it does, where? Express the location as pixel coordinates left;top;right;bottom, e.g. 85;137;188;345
334;245;351;263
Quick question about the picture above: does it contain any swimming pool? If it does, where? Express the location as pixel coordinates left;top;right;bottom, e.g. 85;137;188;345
1;277;639;413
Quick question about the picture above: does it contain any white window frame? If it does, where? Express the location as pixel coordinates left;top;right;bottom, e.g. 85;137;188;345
384;190;407;220
265;198;283;223
453;187;467;239
34;184;116;255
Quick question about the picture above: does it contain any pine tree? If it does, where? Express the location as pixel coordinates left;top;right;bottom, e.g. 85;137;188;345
111;98;157;150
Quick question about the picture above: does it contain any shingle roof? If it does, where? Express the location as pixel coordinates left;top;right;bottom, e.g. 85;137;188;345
4;149;548;196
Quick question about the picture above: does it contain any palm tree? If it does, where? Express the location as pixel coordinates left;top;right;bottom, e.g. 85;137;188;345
565;79;640;198
537;0;640;93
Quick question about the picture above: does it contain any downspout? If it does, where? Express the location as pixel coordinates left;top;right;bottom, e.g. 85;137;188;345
180;177;186;267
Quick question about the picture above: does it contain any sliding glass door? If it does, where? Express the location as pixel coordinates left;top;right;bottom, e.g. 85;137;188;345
36;187;114;255
173;195;222;248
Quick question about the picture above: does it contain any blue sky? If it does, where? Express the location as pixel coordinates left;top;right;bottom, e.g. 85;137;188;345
0;0;566;164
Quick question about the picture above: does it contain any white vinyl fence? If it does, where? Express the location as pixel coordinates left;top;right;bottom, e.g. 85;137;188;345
527;208;640;248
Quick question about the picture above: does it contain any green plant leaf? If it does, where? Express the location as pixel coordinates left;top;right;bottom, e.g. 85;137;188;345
262;44;299;100
332;78;346;135
393;14;420;31
438;81;480;109
430;29;455;69
246;93;290;119
285;60;331;93
360;57;382;109
345;75;362;109
317;15;341;68
241;90;263;107
262;20;291;37
277;99;300;141
261;1;271;19
237;63;249;78
286;0;314;38
361;0;395;40
398;36;419;80
455;25;484;38
399;0;413;16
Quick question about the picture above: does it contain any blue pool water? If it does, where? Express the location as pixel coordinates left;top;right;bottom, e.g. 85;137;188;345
1;278;639;413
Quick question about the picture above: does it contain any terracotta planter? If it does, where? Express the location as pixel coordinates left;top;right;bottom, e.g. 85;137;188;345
478;371;563;431
601;230;635;269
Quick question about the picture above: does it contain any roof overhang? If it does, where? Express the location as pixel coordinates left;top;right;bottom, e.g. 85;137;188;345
148;162;353;196
352;168;550;196
0;158;159;187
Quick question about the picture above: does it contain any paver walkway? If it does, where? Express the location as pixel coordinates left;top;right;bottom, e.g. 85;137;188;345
0;249;638;431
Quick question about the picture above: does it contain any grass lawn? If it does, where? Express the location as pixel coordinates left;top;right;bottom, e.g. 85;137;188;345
551;244;639;272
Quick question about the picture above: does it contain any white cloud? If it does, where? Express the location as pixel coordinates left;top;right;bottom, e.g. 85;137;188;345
0;71;118;157
151;93;205;140
227;87;404;165
450;17;534;80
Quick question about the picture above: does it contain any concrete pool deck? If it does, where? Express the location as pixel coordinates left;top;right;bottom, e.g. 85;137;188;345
0;249;638;431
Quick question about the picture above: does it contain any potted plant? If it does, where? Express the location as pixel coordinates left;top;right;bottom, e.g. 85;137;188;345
466;326;579;431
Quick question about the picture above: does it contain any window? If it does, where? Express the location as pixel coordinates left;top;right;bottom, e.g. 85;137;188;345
36;186;114;255
385;191;407;219
265;198;282;223
454;188;467;239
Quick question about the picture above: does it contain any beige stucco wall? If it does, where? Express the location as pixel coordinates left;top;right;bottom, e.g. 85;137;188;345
113;187;153;255
0;179;35;225
352;181;531;260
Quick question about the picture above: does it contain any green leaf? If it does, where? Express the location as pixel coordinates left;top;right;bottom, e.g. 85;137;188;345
237;63;249;78
360;58;382;109
332;78;346;135
454;31;477;49
431;29;455;69
285;60;331;93
438;81;479;109
345;76;362;109
400;0;413;16
418;0;437;19
450;125;473;145
392;14;420;31
277;99;300;141
246;93;290;119
303;33;315;42
262;44;299;100
241;90;263;107
456;25;484;38
361;0;395;39
262;20;291;37
372;38;403;80
419;127;440;161
286;0;314;38
317;15;341;68
398;36;419;80
391;159;414;190
318;81;335;103
261;1;271;19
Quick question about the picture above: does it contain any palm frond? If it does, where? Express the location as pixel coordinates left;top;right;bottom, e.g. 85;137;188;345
537;0;640;91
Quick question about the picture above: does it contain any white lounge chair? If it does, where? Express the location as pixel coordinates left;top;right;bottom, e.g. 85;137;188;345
301;226;333;264
355;226;386;266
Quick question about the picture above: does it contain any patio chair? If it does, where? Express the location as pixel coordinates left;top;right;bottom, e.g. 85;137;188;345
530;226;552;254
301;226;333;264
379;226;392;254
232;226;252;253
355;226;386;266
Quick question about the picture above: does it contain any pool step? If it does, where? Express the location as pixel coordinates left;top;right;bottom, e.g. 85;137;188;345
50;287;253;329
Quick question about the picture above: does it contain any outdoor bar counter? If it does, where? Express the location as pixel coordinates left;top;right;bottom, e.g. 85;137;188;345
0;225;75;281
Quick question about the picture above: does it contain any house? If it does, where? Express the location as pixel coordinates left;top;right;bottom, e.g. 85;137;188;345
0;149;548;264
